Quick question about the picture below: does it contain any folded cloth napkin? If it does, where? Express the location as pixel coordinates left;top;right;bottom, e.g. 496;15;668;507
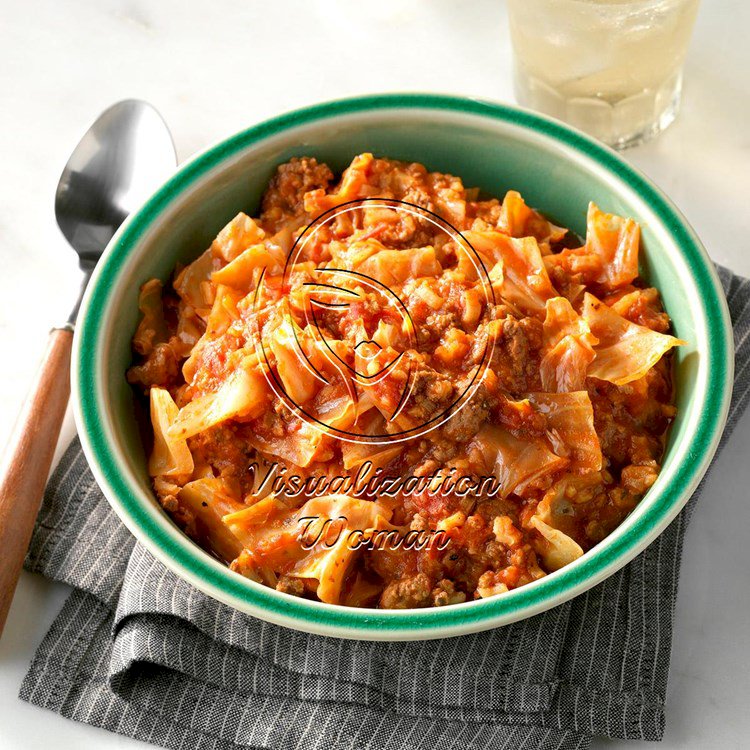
18;266;750;750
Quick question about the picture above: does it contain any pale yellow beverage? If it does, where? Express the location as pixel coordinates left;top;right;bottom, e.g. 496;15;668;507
507;0;701;148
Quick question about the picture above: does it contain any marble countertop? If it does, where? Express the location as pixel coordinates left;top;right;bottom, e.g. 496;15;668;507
1;1;749;747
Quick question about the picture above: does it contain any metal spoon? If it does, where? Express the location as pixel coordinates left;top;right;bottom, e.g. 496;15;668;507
0;100;176;636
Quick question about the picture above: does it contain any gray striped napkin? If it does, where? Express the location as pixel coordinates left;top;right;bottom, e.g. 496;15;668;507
18;266;750;750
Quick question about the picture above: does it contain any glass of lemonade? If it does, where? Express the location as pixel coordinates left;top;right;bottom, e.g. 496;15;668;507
506;0;701;148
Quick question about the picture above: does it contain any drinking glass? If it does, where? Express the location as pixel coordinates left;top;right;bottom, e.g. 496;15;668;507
507;0;701;149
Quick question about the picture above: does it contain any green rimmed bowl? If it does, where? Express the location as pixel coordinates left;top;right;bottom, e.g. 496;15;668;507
73;94;733;640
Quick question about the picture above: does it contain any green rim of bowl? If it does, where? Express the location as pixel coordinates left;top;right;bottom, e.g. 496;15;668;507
74;93;733;639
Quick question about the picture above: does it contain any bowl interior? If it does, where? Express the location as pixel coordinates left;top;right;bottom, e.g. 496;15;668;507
77;97;730;639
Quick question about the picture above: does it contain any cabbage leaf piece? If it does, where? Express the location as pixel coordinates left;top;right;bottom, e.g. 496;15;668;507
224;494;391;604
179;477;245;563
528;391;602;473
463;230;556;315
289;495;391;603
540;297;598;392
357;246;442;287
211;243;284;289
498;190;567;246
582;293;684;385
210;212;266;263
584;202;640;290
174;248;221;320
528;515;584;572
168;363;270;440
148;387;194;478
471;424;568;498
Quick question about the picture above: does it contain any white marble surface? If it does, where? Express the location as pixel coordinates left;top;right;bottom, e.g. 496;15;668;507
1;0;749;747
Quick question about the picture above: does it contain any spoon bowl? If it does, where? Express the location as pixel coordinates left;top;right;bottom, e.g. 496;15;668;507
55;100;176;270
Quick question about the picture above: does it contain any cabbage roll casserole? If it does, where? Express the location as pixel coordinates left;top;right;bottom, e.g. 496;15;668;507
127;153;683;609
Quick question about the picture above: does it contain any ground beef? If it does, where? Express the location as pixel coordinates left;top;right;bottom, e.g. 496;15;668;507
431;579;467;606
260;157;333;231
402;365;455;422
126;342;181;389
379;572;433;609
440;386;492;443
487;314;543;394
276;576;305;597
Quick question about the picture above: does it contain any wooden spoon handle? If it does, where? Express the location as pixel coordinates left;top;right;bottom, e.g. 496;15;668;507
0;327;73;636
